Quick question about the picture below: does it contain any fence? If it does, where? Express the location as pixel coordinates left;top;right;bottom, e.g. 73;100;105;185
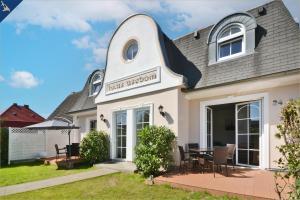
8;128;78;164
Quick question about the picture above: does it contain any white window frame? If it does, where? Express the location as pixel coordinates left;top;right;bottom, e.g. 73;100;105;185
217;23;246;62
89;73;102;96
111;103;153;161
199;93;269;170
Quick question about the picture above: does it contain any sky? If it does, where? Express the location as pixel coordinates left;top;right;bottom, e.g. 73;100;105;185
0;0;299;118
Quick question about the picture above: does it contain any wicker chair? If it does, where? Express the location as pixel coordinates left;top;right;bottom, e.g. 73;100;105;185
226;144;236;168
178;146;190;172
207;147;229;177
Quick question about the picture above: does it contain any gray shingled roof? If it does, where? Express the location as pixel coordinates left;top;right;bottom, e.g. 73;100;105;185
68;69;104;113
47;92;81;121
166;0;300;90
48;69;104;120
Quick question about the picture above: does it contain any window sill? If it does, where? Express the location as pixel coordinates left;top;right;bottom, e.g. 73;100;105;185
208;51;255;66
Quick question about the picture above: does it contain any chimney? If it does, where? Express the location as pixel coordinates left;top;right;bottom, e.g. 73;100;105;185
24;105;29;109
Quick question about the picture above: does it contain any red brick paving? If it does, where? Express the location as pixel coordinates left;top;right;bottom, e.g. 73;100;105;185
155;168;289;200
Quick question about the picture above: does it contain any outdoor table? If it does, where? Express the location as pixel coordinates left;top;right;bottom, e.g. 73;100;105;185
189;147;214;154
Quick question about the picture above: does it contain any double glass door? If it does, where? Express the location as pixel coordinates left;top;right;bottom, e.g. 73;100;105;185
236;101;261;166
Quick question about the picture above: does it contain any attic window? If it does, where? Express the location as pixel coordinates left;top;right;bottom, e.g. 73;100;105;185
217;24;245;60
123;40;138;61
90;72;102;96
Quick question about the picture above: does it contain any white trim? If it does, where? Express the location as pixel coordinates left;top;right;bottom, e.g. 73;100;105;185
199;92;269;169
217;23;246;62
111;103;153;161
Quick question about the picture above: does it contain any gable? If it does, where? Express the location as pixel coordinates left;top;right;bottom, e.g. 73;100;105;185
95;14;185;103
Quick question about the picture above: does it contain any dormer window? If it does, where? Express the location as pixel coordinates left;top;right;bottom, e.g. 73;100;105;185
217;24;245;60
90;72;102;96
207;12;257;65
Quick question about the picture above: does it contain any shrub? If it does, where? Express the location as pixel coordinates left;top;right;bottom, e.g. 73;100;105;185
80;130;109;165
0;128;9;167
274;99;300;200
134;125;175;177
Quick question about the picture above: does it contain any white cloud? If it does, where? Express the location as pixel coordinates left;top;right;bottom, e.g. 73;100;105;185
10;71;40;89
0;74;4;82
72;31;112;70
5;0;166;33
4;0;299;34
72;36;92;49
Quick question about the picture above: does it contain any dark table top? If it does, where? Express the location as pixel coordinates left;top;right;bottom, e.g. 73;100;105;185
189;148;214;153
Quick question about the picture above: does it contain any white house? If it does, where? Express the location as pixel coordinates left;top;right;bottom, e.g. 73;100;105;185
51;1;300;169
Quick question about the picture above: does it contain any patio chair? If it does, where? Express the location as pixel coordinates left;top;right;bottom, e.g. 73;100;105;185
178;146;190;172
55;144;66;161
187;143;201;168
207;147;229;178
71;143;80;158
226;144;236;169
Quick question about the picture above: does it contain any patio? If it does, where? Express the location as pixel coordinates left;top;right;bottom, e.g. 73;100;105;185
155;168;288;200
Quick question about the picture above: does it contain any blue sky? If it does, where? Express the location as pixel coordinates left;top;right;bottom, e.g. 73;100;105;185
0;0;299;118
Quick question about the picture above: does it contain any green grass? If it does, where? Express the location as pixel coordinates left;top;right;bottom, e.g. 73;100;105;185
0;161;94;187
2;173;237;200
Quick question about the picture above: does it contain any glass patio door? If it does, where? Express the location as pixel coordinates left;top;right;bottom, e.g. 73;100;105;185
206;107;213;148
236;101;261;166
116;111;127;159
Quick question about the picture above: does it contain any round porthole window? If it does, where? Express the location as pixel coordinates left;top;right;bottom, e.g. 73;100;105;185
124;40;138;61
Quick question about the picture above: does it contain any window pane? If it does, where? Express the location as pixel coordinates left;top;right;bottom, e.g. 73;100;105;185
238;135;248;149
219;43;230;58
238;105;248;119
117;136;121;147
126;42;138;60
143;110;149;122
136;124;142;131
220;29;230;38
136;112;142;123
231;39;242;54
249;151;259;166
122;136;126;147
249;135;259;149
249;102;260;119
238;119;248;134
117;148;122;158
122;148;126;158
249;119;259;134
231;27;241;34
238;150;248;165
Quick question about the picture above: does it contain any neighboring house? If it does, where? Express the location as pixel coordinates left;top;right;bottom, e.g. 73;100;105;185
0;103;45;128
48;69;104;141
94;0;299;170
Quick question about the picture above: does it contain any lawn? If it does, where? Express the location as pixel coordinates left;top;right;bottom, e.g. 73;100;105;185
2;173;237;200
0;160;94;187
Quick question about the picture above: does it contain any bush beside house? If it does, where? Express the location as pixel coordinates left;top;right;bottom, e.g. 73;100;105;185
80;130;109;165
134;125;175;177
275;99;300;199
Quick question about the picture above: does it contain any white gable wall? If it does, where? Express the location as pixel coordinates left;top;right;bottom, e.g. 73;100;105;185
95;14;184;103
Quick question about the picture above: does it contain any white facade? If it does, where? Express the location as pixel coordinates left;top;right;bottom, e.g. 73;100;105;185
89;13;300;169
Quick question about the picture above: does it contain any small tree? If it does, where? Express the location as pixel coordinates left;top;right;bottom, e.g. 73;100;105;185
134;125;175;177
274;99;300;199
80;130;109;165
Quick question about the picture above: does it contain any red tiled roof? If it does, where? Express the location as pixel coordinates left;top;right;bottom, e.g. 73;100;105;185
0;103;45;128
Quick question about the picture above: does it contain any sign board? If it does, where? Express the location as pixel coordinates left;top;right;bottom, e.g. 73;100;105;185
105;67;160;95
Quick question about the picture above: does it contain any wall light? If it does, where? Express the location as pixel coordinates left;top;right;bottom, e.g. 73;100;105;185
272;99;283;106
100;114;107;122
158;105;165;117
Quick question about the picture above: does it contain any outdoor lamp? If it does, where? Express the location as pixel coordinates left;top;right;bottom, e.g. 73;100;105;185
158;105;165;117
100;114;107;122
